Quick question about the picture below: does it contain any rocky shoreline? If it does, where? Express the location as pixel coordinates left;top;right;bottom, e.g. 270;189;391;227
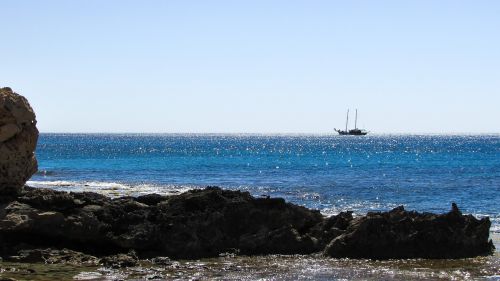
0;87;496;268
0;186;495;267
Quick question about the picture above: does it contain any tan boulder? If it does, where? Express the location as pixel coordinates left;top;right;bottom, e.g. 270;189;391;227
0;87;38;194
0;123;21;142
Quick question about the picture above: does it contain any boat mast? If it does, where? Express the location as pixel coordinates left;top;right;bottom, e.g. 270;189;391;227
345;109;349;132
355;109;358;129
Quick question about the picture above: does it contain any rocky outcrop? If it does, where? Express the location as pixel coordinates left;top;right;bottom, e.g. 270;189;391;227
324;204;494;259
0;187;323;259
0;87;38;195
0;187;494;263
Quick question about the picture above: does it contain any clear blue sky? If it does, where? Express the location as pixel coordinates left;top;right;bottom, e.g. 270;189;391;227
1;1;499;133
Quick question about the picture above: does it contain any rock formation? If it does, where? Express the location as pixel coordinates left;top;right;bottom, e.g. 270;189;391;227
324;205;494;259
0;87;38;195
0;186;494;263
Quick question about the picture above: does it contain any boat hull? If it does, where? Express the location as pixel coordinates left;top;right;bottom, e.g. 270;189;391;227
335;129;368;136
337;132;368;136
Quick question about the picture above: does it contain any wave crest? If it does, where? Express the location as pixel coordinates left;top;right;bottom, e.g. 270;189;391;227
27;180;197;197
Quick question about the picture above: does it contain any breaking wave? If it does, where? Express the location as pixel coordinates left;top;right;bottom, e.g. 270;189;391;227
26;180;197;198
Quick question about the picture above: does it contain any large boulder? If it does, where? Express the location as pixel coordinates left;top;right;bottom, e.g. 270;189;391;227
0;187;323;259
324;204;495;259
0;87;38;195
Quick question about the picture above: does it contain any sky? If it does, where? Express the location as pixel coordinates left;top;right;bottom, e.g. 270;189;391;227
1;1;499;134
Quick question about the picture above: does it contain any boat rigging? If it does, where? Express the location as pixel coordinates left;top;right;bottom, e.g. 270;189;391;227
335;109;368;135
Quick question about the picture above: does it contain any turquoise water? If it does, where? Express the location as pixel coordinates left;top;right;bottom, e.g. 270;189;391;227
30;133;500;231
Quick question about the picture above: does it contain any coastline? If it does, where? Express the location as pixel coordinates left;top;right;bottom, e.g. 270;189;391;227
0;186;498;280
1;90;498;280
26;179;500;235
1;186;495;258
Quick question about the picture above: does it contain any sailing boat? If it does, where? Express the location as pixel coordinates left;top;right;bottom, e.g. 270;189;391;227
335;109;368;135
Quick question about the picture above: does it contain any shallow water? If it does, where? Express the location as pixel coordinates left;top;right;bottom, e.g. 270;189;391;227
1;246;499;280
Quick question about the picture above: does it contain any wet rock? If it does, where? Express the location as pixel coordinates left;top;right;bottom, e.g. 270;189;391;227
0;277;18;281
5;248;99;265
149;256;173;266
324;204;495;259
100;252;138;268
0;87;38;195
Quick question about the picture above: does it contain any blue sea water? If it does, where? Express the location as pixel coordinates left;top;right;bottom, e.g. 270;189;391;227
30;133;500;231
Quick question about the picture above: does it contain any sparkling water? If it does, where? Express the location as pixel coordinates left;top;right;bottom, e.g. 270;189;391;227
30;133;500;232
15;133;500;279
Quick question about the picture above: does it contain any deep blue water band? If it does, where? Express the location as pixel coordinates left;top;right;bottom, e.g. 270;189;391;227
31;134;500;231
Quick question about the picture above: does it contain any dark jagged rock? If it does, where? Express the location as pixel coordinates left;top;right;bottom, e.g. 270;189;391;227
0;186;324;259
0;187;495;262
149;256;173;265
4;248;99;265
100;252;138;268
324;205;495;259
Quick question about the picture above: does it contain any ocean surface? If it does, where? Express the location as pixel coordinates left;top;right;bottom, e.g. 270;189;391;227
21;133;500;280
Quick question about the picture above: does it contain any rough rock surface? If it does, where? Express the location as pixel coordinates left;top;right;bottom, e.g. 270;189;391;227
100;252;139;268
0;186;494;263
324;204;494;259
0;186;323;259
0;87;38;195
4;248;99;265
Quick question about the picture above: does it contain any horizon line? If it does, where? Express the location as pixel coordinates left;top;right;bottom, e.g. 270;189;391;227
37;131;500;136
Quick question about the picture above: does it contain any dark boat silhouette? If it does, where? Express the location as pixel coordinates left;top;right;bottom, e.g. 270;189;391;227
335;109;368;135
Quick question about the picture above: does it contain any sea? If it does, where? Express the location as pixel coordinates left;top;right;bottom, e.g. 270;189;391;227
18;133;500;280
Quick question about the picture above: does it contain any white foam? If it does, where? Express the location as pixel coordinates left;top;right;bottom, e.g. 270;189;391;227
27;180;198;198
491;223;500;234
320;201;400;217
27;180;75;187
